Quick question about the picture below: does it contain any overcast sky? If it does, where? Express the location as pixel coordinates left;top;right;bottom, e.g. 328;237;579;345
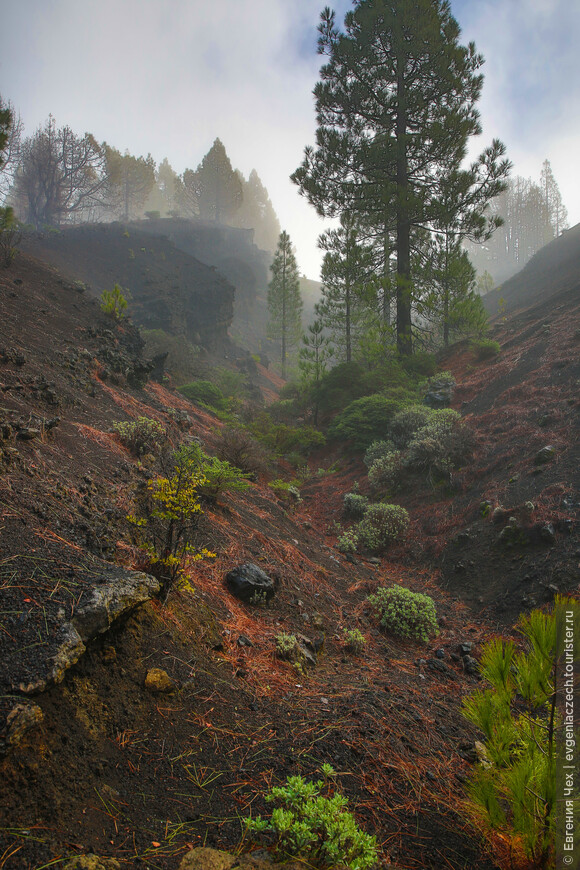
1;0;578;279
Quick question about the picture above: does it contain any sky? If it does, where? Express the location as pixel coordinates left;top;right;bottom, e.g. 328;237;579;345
1;0;578;279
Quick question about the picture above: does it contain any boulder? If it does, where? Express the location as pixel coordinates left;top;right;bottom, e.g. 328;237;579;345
144;668;177;694
534;445;556;465
225;563;275;603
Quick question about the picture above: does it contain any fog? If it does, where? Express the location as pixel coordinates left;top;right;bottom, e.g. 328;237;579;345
1;0;578;278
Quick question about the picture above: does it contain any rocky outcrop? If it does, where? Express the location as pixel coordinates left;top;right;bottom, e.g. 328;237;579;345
21;223;235;351
14;566;159;696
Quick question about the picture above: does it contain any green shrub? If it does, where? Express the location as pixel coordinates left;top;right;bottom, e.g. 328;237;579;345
470;338;501;360
367;451;403;494
356;503;409;552
329;392;413;451
214;425;269;476
173;442;249;501
269;479;302;505
367;585;438;643
404;408;472;479
401;351;437;378
315;362;369;414
343;628;366;653
363;439;396;468
275;633;299;659
101;283;128;320
113;417;166;455
178;379;227;411
243;772;378;870
126;448;215;597
388;405;434;449
251;413;325;456
343;492;369;519
337;528;359;554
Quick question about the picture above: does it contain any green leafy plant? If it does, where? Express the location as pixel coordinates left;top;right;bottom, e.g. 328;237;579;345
128;447;215;597
356;503;409;552
343;629;366;654
337;528;359;554
269;479;302;505
387;405;434;450
343;492;369;519
367;451;403;494
470;338;501;360
363;439;396;467
329;391;414;451
243;771;378;870
462;596;580;869
178;379;228;411
100;283;128;320
113;417;166;455
275;633;299;658
367;585;438;643
170;442;250;502
404;408;472;482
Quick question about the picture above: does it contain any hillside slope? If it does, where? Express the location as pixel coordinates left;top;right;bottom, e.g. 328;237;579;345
0;253;498;870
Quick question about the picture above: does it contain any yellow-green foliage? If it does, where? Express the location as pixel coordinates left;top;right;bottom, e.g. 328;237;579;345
367;585;438;643
101;283;128;320
113;417;166;455
128;448;215;594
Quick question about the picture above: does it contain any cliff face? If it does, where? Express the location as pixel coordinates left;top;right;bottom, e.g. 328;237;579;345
21;223;235;351
137;218;272;336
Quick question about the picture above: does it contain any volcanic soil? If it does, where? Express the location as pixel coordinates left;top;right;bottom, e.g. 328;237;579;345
0;238;578;870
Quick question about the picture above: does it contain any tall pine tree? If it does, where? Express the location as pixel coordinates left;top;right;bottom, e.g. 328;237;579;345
317;212;375;363
267;231;303;378
292;0;509;355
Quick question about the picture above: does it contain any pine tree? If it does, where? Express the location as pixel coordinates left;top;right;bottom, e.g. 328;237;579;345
196;138;242;224
540;159;568;236
463;596;580;869
233;169;281;253
292;0;509;355
267;231;303;378
104;147;156;221
317;212;375;363
419;233;486;347
299;316;333;425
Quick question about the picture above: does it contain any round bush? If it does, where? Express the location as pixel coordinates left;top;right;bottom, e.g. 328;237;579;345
388;405;434;449
178;379;227;410
367;451;403;493
343;491;369;519
356;502;409;552
367;585;438;643
363;439;396;468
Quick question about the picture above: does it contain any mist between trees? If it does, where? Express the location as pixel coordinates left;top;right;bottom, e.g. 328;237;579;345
0;0;569;368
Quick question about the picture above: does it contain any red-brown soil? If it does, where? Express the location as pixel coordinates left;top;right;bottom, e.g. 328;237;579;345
0;238;578;870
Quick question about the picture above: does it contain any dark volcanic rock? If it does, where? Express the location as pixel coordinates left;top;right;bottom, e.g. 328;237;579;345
225;563;275;603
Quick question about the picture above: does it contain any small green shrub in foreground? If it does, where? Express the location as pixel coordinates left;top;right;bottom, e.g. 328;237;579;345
367;585;438;643
337;528;359;554
343;491;369;519
243;771;378;870
343;628;366;654
356;503;409;552
113;417;166;455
